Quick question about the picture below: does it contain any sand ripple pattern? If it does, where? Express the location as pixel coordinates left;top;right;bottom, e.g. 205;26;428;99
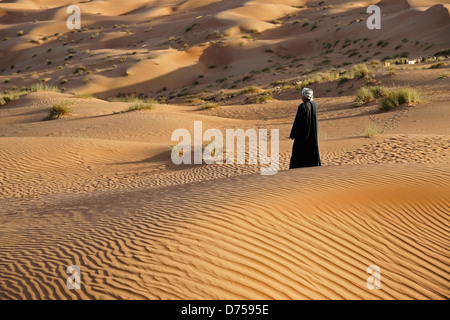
1;135;448;200
1;163;449;299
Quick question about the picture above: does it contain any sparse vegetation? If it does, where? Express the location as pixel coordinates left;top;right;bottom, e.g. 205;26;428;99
365;122;384;138
108;95;159;104
430;62;446;69
242;35;255;40
74;66;87;74
370;86;390;99
255;91;274;104
184;98;204;105
239;86;264;95
339;64;372;83
45;101;73;120
186;24;196;32
354;87;375;106
0;92;21;105
354;85;389;107
200;102;219;110
377;40;389;48
75;93;94;99
30;82;60;92
126;103;156;112
379;87;420;111
351;64;371;78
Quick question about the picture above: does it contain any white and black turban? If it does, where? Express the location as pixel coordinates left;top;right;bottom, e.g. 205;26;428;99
302;87;313;101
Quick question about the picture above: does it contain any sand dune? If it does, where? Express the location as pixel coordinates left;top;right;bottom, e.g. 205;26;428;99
1;0;449;97
0;0;449;301
1;163;449;299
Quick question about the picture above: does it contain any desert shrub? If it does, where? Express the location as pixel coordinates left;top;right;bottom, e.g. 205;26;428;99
379;87;420;111
184;98;204;104
316;72;337;82
109;95;158;104
30;82;60;92
351;64;371;78
365;122;384;138
0;92;21;105
74;66;87;74
338;64;372;83
185;24;196;32
354;85;389;107
127;103;155;112
366;59;382;68
46;101;73;120
370;85;390;99
429;62;446;69
354;87;374;106
200;102;219;110
255;91;274;104
75;93;94;99
239;86;264;95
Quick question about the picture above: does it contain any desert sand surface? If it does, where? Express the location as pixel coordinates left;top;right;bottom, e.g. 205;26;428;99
0;0;449;300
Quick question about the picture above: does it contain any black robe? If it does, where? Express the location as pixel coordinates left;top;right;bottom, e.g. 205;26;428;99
289;100;321;169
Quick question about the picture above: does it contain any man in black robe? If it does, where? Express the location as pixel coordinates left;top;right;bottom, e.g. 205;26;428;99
289;88;321;169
